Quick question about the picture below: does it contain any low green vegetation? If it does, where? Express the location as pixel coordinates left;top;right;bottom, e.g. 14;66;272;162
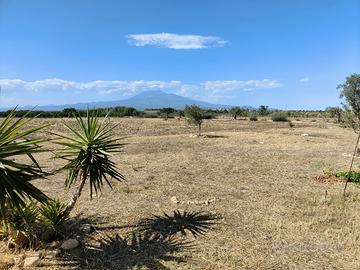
336;171;360;183
271;113;289;122
0;108;125;248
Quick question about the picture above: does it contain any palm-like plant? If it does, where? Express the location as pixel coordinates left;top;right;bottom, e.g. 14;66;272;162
53;110;125;215
0;109;49;224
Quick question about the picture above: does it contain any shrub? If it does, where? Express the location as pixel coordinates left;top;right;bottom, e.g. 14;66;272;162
271;113;288;122
39;199;69;234
336;171;360;183
9;202;39;235
249;115;258;121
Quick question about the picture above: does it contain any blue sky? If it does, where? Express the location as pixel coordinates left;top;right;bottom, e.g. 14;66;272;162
0;0;359;109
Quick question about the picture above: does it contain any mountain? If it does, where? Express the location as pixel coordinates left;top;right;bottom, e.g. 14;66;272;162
3;91;231;111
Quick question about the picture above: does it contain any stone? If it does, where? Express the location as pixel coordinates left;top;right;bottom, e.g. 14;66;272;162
47;241;61;250
23;254;40;268
60;239;79;250
80;224;94;234
301;133;309;137
170;196;179;204
45;249;62;259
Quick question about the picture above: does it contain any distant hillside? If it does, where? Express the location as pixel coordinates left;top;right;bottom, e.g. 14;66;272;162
3;91;231;111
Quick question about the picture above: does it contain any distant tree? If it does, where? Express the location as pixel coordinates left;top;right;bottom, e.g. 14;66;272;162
326;106;342;123
178;110;184;119
184;105;204;136
258;105;269;116
62;108;77;117
338;74;360;132
160;107;175;120
229;107;243;120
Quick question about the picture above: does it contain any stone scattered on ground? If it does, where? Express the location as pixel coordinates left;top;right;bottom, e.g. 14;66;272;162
23;253;41;268
47;241;61;250
45;249;62;259
80;224;94;234
60;238;79;251
170;196;180;204
185;198;216;205
301;133;309;137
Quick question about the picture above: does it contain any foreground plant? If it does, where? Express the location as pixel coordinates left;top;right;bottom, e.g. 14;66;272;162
0;109;49;226
39;199;69;234
53;110;125;215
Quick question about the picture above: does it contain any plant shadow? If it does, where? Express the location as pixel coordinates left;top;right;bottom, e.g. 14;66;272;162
136;210;220;238
56;210;219;270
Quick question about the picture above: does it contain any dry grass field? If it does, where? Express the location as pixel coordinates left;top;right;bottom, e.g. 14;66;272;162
2;117;360;270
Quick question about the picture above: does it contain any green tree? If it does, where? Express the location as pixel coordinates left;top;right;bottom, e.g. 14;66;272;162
338;74;360;132
339;74;360;117
62;108;77;117
258;105;269;116
326;106;342;123
0;109;49;225
184;105;204;136
53;110;125;215
229;107;243;120
160;107;175;120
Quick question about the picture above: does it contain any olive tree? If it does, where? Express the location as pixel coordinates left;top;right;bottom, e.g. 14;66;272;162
338;74;360;195
160;107;175;120
338;74;360;132
325;107;342;123
258;105;269;116
229;107;243;120
184;105;204;136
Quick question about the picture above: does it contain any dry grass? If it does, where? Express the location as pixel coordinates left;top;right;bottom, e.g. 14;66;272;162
2;118;360;269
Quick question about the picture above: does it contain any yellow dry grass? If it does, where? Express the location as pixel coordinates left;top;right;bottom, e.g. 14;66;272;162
2;118;360;269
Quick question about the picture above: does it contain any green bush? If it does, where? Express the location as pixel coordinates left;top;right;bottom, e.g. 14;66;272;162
336;171;360;183
249;115;258;121
39;199;69;233
271;113;288;122
9;202;39;235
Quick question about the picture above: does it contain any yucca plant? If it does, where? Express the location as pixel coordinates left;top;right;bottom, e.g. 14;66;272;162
39;199;68;233
0;109;49;226
53;110;125;215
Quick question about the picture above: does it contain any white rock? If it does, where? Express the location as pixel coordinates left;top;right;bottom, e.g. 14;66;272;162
23;254;40;267
170;196;179;204
61;239;79;250
301;133;309;137
45;249;61;259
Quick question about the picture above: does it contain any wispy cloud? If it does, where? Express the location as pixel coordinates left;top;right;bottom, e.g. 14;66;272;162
0;78;282;107
201;80;282;92
300;77;309;83
126;33;228;49
0;78;181;95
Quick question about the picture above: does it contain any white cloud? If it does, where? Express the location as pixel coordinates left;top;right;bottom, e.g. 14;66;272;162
0;78;282;107
300;77;309;83
0;78;181;95
126;33;228;49
201;79;282;92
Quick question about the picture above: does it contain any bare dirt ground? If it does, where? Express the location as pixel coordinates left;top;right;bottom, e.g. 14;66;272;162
2;118;360;270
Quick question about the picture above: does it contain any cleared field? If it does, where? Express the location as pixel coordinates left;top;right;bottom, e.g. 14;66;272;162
2;118;360;270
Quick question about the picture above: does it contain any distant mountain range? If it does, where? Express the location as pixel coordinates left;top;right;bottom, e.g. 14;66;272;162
2;91;233;111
